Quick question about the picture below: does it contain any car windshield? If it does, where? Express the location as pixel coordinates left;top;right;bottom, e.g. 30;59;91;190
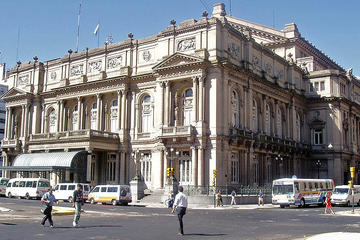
273;184;293;195
334;188;349;194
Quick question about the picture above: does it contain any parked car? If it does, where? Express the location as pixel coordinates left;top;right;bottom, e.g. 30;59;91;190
331;185;360;206
53;183;90;202
0;178;9;196
88;185;132;206
6;178;50;199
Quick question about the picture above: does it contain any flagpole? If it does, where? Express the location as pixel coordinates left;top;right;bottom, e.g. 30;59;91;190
76;0;82;52
98;20;100;47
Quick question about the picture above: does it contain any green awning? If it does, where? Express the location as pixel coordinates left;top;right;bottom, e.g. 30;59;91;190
0;151;88;171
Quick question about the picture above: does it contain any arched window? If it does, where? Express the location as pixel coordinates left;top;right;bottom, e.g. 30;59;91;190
231;90;240;127
141;95;152;132
72;105;78;130
90;102;97;130
252;100;258;132
277;108;282;137
110;100;118;132
49;108;56;133
182;89;193;126
265;104;271;134
296;113;301;142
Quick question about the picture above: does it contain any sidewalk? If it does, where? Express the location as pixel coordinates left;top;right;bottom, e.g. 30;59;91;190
305;232;360;240
131;202;276;210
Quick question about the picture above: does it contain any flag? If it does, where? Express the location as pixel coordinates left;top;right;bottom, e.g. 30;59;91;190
94;24;100;35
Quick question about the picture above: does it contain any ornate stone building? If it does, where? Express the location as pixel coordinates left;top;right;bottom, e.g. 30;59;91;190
1;3;358;188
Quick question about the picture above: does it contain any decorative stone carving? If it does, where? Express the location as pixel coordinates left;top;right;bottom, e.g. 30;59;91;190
90;110;97;121
18;74;29;85
50;71;57;80
70;64;84;76
110;108;118;119
184;98;193;109
142;50;151;62
252;56;260;66
88;60;102;73
265;63;272;73
177;38;195;52
107;56;122;69
228;43;240;57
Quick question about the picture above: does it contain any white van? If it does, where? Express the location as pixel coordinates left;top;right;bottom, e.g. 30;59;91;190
331;185;360;206
6;178;50;199
53;183;90;202
0;178;9;196
88;185;132;206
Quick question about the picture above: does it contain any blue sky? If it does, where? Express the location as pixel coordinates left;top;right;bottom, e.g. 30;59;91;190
0;0;359;75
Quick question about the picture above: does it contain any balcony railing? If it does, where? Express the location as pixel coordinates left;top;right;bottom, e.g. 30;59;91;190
160;125;194;137
29;129;119;142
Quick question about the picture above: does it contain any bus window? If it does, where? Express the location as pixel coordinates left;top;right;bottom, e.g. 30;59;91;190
25;181;33;188
303;182;307;191
60;185;67;191
294;182;300;192
7;182;11;187
107;187;118;193
101;187;107;192
319;182;324;190
32;181;37;188
68;185;75;191
314;182;319;191
0;179;8;185
91;187;99;193
19;181;26;187
54;185;59;191
308;182;313;191
38;181;50;188
12;181;19;187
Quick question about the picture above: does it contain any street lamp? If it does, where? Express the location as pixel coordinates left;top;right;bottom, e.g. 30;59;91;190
315;160;322;179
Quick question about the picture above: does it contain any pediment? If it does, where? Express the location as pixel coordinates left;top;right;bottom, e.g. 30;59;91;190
1;87;28;99
153;52;204;71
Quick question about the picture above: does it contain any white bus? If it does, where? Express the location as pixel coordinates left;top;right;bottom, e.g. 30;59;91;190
6;178;50;199
272;178;334;208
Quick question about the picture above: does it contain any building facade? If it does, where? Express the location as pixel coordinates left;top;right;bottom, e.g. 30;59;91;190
1;3;358;188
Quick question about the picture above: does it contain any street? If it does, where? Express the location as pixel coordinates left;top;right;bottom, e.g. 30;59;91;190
1;197;360;240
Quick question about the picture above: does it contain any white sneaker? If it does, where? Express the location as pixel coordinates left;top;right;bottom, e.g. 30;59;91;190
73;221;76;227
76;224;80;227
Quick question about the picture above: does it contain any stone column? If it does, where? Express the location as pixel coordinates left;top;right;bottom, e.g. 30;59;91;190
274;100;279;136
191;146;198;186
5;107;10;139
163;150;168;187
262;96;267;133
77;97;83;130
21;105;25;137
60;100;65;132
121;90;127;131
159;82;165;126
120;151;126;184
23;104;29;137
164;81;170;126
192;77;198;123
117;91;121;130
198;147;204;186
41;105;46;133
115;152;120;183
198;77;204;122
131;91;136;139
96;94;101;130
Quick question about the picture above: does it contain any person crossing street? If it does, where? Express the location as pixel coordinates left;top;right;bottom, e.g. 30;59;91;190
72;184;84;227
41;187;56;228
172;186;188;236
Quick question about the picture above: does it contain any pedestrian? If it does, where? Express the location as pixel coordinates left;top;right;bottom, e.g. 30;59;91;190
172;186;188;236
324;194;335;214
168;190;175;208
41;187;56;228
216;190;223;207
258;189;264;206
231;190;237;205
72;184;84;227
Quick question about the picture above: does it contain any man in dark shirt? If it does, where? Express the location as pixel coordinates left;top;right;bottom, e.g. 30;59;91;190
72;184;84;227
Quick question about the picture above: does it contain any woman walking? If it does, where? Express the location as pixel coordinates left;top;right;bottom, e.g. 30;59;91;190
324;194;335;214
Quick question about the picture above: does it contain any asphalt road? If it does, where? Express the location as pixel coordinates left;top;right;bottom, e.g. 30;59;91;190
1;197;360;240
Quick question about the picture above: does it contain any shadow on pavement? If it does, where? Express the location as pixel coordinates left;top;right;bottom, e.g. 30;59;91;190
54;225;122;229
1;222;17;225
184;233;227;237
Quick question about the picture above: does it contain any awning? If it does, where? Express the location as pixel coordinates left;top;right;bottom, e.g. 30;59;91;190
0;151;88;171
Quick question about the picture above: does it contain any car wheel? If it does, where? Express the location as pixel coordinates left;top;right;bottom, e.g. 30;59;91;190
25;193;30;200
68;196;73;203
90;198;95;204
8;192;12;198
112;200;117;206
300;198;306;208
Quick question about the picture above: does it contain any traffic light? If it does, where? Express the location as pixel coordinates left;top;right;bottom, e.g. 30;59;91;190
166;168;170;177
170;168;174;177
349;180;353;188
213;169;217;179
211;180;215;187
350;167;355;178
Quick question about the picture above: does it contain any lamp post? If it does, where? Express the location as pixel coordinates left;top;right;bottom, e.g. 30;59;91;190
275;154;283;178
315;160;322;179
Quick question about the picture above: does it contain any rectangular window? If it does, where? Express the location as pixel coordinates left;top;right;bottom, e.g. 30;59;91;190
68;185;75;190
107;187;118;193
314;82;319;91
320;81;325;91
309;83;314;92
0;118;5;123
314;129;323;145
231;161;239;183
60;185;67;190
101;187;107;192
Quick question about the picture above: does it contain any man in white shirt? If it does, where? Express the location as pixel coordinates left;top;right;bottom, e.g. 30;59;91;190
172;186;188;236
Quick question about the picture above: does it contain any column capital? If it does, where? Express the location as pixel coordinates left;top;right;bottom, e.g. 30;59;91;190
117;90;122;96
77;96;82;102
